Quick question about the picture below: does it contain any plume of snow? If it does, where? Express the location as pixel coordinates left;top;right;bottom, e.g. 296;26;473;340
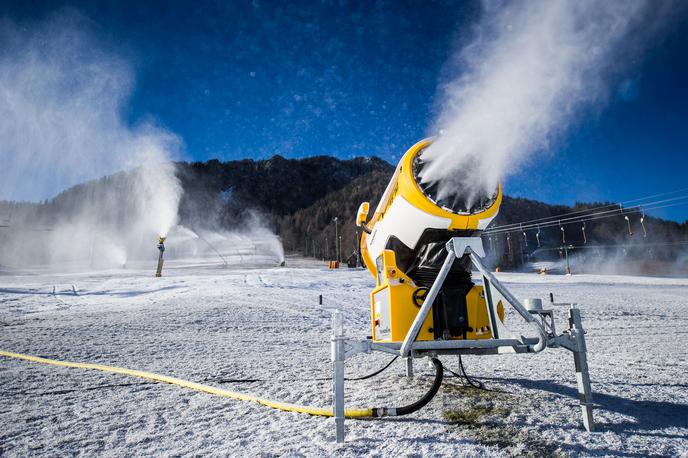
0;11;182;268
419;0;677;207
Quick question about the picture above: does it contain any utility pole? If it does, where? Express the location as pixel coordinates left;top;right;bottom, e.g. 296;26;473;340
333;217;339;262
564;244;572;275
89;235;96;269
355;228;361;267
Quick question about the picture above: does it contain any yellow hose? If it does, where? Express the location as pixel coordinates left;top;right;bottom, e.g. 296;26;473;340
0;350;373;418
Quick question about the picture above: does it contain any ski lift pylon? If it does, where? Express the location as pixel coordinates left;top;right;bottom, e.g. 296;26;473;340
624;215;633;236
640;210;647;238
520;223;528;247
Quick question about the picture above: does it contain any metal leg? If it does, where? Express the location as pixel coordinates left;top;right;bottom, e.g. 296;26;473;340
405;357;414;378
569;307;595;432
331;310;346;442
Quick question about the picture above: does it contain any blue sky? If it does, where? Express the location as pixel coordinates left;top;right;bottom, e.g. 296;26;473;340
2;1;688;221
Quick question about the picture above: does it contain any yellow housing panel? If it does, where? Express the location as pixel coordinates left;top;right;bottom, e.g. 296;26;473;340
370;250;504;343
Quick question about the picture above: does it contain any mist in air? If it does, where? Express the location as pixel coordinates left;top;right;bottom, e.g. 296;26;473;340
0;11;181;269
0;11;283;270
419;0;677;208
0;11;182;224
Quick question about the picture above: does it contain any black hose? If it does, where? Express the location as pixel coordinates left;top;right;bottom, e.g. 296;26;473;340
205;355;400;384
458;355;484;389
444;355;485;389
345;356;398;381
372;357;444;417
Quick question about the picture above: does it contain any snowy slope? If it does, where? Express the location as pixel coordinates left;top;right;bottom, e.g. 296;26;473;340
1;261;687;456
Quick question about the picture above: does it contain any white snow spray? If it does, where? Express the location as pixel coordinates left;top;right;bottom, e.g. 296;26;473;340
419;0;678;207
166;223;285;267
0;11;182;269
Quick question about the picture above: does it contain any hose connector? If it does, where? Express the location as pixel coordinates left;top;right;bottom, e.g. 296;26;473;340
371;357;444;418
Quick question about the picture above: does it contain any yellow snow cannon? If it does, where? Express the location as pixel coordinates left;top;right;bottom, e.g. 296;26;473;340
356;138;504;343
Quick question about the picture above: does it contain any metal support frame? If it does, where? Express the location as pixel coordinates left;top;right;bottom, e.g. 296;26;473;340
571;307;595;432
331;309;346;443
401;237;547;358
404;357;414;378
327;236;595;442
548;306;595;432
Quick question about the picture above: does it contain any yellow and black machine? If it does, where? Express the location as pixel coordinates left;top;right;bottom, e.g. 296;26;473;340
326;138;595;443
357;137;504;343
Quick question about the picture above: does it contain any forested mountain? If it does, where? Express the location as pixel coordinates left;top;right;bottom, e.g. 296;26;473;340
3;154;687;272
272;168;688;270
173;155;687;273
175;155;393;229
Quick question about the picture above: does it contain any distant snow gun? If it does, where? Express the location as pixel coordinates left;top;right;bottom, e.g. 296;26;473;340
155;236;166;277
322;138;596;442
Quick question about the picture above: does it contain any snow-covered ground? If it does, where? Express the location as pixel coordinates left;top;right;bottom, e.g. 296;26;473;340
1;259;687;456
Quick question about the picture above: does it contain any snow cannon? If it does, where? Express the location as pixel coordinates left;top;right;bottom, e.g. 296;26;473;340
155;236;166;277
356;137;503;343
325;138;595;443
